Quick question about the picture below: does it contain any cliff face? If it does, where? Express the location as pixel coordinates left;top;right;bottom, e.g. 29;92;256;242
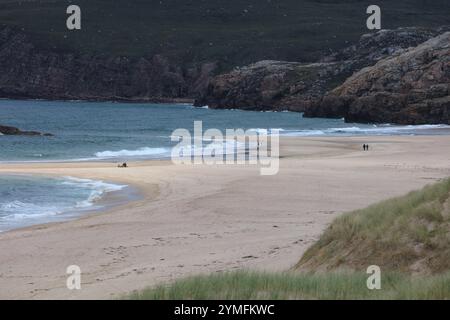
194;60;347;111
305;32;450;124
0;27;216;102
195;27;449;124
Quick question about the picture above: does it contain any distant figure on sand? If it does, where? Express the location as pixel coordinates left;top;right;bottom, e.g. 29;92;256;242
363;144;370;151
118;162;128;168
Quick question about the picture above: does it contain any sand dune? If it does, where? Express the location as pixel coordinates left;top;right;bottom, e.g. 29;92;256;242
1;136;450;299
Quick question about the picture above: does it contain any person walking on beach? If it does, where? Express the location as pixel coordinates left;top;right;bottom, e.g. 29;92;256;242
363;144;367;151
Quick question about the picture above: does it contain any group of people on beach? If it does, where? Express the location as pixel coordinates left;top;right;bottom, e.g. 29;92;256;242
363;144;370;151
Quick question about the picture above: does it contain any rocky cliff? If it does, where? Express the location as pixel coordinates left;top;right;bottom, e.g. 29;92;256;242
0;27;216;102
304;32;450;124
195;59;347;111
195;27;449;124
1;24;449;124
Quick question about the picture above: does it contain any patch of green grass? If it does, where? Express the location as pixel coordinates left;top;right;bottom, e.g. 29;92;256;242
296;178;450;274
125;270;450;300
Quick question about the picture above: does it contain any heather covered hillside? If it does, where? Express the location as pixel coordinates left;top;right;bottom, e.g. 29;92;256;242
1;0;449;66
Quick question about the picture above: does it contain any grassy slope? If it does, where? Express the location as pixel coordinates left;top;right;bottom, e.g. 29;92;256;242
296;178;450;275
125;179;450;300
1;0;449;69
127;271;450;300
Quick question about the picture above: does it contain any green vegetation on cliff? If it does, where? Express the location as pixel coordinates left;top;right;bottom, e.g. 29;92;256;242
1;0;449;68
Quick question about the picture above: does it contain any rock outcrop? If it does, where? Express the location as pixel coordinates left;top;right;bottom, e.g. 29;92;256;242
195;27;449;121
0;124;53;136
0;27;217;102
195;60;347;111
304;32;450;124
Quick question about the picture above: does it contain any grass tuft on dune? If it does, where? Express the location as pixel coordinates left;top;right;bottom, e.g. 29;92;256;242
296;178;450;275
126;270;450;300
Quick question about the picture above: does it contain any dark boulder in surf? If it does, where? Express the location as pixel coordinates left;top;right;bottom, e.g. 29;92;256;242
0;124;54;136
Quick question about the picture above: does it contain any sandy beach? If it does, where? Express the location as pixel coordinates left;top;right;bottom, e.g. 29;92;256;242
1;135;450;299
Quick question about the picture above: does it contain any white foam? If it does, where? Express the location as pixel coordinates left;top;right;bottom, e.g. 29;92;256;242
282;129;326;136
94;147;169;158
0;200;62;220
176;139;257;158
0;177;127;226
248;128;285;135
281;124;450;136
61;176;126;208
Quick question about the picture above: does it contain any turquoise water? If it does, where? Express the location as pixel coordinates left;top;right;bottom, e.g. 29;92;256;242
1;99;449;162
0;174;127;232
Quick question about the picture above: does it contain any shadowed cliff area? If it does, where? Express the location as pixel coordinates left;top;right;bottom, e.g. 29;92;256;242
1;0;449;67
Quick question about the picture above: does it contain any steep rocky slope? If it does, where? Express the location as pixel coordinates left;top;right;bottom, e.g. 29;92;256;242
0;27;216;102
195;27;447;114
195;60;345;111
304;32;450;124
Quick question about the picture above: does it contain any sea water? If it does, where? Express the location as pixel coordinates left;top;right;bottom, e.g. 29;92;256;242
1;99;449;162
0;99;449;231
0;174;127;232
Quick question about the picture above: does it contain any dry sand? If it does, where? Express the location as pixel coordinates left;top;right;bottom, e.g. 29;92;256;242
1;135;450;299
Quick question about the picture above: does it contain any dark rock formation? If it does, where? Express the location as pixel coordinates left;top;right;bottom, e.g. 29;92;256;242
322;26;449;67
195;27;449;118
195;60;347;111
305;32;450;124
0;124;53;136
0;27;217;102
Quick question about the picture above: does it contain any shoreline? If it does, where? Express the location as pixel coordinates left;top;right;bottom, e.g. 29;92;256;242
0;173;141;234
1;135;450;299
0;96;196;105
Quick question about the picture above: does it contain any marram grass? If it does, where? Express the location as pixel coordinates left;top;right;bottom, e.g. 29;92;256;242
296;178;450;274
125;270;450;300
